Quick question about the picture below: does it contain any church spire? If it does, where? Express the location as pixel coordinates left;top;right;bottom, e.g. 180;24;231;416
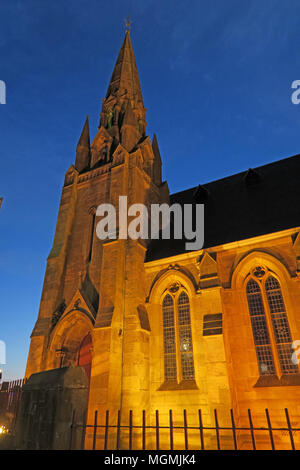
99;28;146;134
95;28;146;155
105;29;144;105
88;29;150;169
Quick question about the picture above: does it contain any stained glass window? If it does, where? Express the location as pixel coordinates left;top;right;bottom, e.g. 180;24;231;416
246;273;298;377
178;292;195;379
246;279;275;375
265;276;298;374
162;291;195;382
162;294;177;381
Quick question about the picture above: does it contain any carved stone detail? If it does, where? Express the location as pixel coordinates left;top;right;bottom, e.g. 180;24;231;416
252;265;267;279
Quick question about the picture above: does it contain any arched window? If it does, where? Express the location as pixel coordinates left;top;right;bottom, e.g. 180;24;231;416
162;294;177;381
265;276;295;374
246;278;275;375
246;269;298;376
162;289;195;382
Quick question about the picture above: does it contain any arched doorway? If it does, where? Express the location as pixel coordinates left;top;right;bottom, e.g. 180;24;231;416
47;309;94;378
77;332;92;381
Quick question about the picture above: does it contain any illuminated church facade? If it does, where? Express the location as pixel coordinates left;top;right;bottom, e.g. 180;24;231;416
25;28;300;449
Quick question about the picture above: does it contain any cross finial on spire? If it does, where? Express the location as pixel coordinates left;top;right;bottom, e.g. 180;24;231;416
124;16;131;32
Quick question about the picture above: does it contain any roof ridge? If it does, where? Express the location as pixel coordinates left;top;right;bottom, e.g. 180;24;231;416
170;152;300;198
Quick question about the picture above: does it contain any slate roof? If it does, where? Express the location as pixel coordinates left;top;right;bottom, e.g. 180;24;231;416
145;153;300;262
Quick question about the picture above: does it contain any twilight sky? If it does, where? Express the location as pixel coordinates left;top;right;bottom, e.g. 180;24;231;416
0;0;300;380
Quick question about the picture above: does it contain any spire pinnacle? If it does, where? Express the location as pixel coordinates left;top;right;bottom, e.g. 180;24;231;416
152;133;162;163
77;116;90;148
75;116;91;172
105;28;143;105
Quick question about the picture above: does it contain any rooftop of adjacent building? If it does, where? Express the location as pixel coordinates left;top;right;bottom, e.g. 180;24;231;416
146;152;300;261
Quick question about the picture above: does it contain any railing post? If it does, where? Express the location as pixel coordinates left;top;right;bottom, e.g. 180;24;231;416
183;409;189;450
285;408;295;450
214;409;220;450
230;409;237;450
81;410;87;450
116;410;121;450
69;409;76;450
104;410;109;451
142;410;146;451
265;408;275;450
155;410;159;450
198;409;204;450
169;410;174;450
12;380;23;432
248;409;256;450
129;410;133;450
92;410;98;450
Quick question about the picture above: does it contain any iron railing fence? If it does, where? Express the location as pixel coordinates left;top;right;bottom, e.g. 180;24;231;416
1;381;299;451
0;379;25;430
70;408;300;451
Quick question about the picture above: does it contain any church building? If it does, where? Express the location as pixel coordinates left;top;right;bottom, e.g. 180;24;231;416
24;27;300;450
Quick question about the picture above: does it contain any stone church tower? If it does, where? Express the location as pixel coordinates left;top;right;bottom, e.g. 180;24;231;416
25;28;300;450
25;28;168;447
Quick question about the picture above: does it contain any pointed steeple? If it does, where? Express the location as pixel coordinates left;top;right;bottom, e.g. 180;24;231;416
152;134;162;163
106;30;143;105
90;29;157;168
75;116;91;172
95;29;147;157
99;30;146;137
152;133;162;185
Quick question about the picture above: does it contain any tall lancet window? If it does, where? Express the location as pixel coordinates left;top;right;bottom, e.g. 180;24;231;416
162;288;195;383
178;291;195;379
246;268;298;377
246;278;276;375
265;275;296;374
162;294;177;381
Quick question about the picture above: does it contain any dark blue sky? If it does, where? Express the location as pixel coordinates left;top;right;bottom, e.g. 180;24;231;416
1;0;300;380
